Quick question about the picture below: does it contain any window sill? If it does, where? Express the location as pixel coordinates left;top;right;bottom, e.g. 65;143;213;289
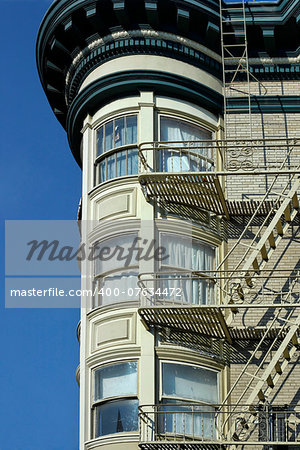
85;432;139;449
88;175;139;197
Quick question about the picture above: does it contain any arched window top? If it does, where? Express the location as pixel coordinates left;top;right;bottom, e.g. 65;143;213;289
160;116;212;142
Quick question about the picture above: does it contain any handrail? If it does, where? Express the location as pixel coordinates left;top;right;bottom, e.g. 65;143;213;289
139;403;300;444
138;270;300;307
138;138;300;174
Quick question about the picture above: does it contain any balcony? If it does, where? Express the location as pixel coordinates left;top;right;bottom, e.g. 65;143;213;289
139;404;300;448
137;270;300;344
138;138;300;220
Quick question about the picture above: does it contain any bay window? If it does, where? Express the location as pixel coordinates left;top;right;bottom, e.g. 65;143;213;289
93;361;139;437
93;234;139;307
159;233;216;305
160;116;213;172
159;362;218;439
95;115;138;185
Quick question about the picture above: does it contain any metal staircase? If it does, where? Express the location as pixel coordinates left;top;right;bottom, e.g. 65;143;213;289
219;296;300;441
219;4;300;438
221;175;300;324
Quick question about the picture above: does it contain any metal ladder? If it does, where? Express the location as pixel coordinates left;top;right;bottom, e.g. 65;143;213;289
219;0;252;139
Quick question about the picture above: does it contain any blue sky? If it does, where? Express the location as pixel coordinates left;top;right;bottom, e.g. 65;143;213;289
1;1;81;449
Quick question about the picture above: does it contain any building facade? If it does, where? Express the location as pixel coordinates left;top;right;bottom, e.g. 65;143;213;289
37;0;300;448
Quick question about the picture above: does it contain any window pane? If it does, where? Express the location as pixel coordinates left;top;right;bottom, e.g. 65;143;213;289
161;117;211;141
98;271;139;305
158;274;215;305
162;363;218;403
95;362;137;401
115;118;125;147
159;400;216;439
117;150;127;177
107;155;115;180
97;127;104;156
94;234;138;275
126;116;137;145
161;234;215;271
160;117;212;172
95;399;139;436
99;160;106;183
128;149;138;175
105;121;113;151
160;235;215;305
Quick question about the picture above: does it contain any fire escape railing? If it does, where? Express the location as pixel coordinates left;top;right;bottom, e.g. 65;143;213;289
138;138;300;175
139;403;300;446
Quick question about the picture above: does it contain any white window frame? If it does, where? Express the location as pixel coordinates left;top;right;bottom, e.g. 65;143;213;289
159;359;219;405
155;231;217;305
91;360;139;439
92;232;139;308
158;114;214;142
158;360;220;440
94;113;139;186
159;232;216;272
157;113;215;173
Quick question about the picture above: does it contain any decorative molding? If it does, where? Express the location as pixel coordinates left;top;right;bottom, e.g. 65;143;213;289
155;218;223;247
88;177;139;199
87;301;140;319
86;218;141;245
85;433;139;449
66;33;222;105
90;312;137;353
156;345;225;370
249;64;300;80
67;70;223;165
228;95;300;114
92;187;137;221
85;347;141;368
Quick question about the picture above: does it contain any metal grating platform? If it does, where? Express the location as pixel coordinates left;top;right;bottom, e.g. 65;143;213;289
227;199;279;217
138;306;295;344
139;173;229;218
139;443;225;449
138;306;232;343
231;327;288;341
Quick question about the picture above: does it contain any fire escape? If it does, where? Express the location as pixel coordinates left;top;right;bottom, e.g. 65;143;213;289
137;0;300;447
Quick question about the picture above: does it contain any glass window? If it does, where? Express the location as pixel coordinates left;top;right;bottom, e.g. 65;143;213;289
161;234;215;271
93;362;138;437
97;127;104;156
105;121;113;151
161;117;211;142
117;150;127;177
95;115;138;185
128;149;138;175
115;117;125;147
94;234;138;275
95;362;137;401
96;399;139;436
93;234;139;307
162;363;218;403
160;362;218;439
160;116;213;172
126;115;137;144
158;234;215;305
